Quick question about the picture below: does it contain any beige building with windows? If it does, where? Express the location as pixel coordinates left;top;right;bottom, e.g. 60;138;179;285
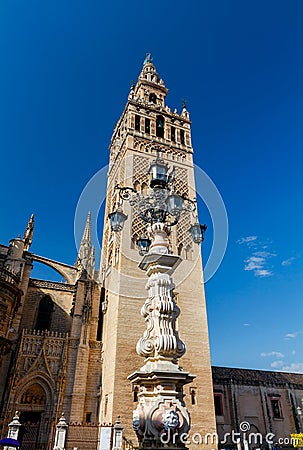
212;366;303;449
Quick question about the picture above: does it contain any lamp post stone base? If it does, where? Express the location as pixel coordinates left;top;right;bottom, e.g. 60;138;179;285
129;366;195;449
129;224;196;449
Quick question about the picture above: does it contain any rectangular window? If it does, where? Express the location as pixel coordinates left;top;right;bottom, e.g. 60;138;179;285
97;287;105;341
145;118;150;134
180;129;185;145
214;394;223;416
86;412;92;423
135;115;140;131
171;126;176;142
104;394;108;416
271;399;283;419
156;115;165;138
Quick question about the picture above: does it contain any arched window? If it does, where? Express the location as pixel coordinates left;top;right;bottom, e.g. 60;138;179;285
135;115;141;131
145;118;150;134
132;233;138;249
185;245;192;260
180;129;185;145
108;248;113;266
177;244;183;256
190;389;196;405
133;386;139;402
149;93;157;104
35;296;53;331
171;126;176;142
141;182;148;195
134;181;140;193
156;115;165;138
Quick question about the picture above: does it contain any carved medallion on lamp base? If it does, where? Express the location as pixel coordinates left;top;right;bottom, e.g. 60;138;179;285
129;363;195;449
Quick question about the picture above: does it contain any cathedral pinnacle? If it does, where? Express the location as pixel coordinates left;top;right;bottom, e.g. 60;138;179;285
23;213;34;251
75;212;95;278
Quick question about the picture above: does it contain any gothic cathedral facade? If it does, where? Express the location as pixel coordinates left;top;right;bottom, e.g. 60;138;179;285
0;58;216;449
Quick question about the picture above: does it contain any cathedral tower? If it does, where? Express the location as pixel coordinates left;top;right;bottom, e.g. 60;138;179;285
99;56;216;446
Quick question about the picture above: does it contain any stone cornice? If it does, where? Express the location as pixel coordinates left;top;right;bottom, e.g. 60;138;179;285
29;278;75;292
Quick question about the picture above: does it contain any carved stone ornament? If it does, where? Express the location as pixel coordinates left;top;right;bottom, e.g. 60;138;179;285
163;410;180;430
136;271;185;360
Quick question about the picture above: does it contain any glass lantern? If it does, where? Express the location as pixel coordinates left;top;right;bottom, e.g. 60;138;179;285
149;157;168;189
137;237;151;256
108;208;128;232
190;223;207;244
166;193;184;216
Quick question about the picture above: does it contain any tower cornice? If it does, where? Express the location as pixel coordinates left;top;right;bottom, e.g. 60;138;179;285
128;99;191;124
135;79;168;95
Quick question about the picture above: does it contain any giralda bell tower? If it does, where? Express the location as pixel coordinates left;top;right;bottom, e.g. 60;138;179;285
99;55;216;446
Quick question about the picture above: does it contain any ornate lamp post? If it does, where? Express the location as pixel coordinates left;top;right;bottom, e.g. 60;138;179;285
108;156;206;449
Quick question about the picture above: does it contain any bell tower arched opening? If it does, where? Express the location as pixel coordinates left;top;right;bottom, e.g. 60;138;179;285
156;115;165;138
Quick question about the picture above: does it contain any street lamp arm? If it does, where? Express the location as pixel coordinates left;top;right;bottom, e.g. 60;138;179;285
115;184;137;201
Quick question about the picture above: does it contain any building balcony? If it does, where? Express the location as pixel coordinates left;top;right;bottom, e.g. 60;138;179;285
0;266;20;286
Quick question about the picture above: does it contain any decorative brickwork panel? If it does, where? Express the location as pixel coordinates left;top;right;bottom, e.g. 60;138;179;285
174;167;192;256
176;213;192;253
119;157;125;186
133;155;150;185
131;156;150;243
102;158;126;272
174;166;188;197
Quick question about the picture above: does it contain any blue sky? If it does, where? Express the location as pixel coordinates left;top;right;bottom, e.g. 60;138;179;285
1;0;303;372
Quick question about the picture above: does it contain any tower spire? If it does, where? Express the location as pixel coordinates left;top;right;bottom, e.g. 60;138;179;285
23;213;34;251
129;55;167;107
75;212;95;278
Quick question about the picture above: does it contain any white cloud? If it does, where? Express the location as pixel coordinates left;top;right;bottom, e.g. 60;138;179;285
291;350;296;355
254;251;277;258
261;351;285;358
243;323;251;327
282;257;296;267
285;332;300;339
244;256;264;271
237;236;257;245
271;360;284;368
281;363;303;373
240;239;276;277
254;269;273;278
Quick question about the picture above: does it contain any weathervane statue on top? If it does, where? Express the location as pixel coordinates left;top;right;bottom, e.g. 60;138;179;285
143;52;153;65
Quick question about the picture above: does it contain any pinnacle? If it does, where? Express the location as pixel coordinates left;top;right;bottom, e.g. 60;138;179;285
81;211;91;243
23;213;35;250
75;211;95;277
